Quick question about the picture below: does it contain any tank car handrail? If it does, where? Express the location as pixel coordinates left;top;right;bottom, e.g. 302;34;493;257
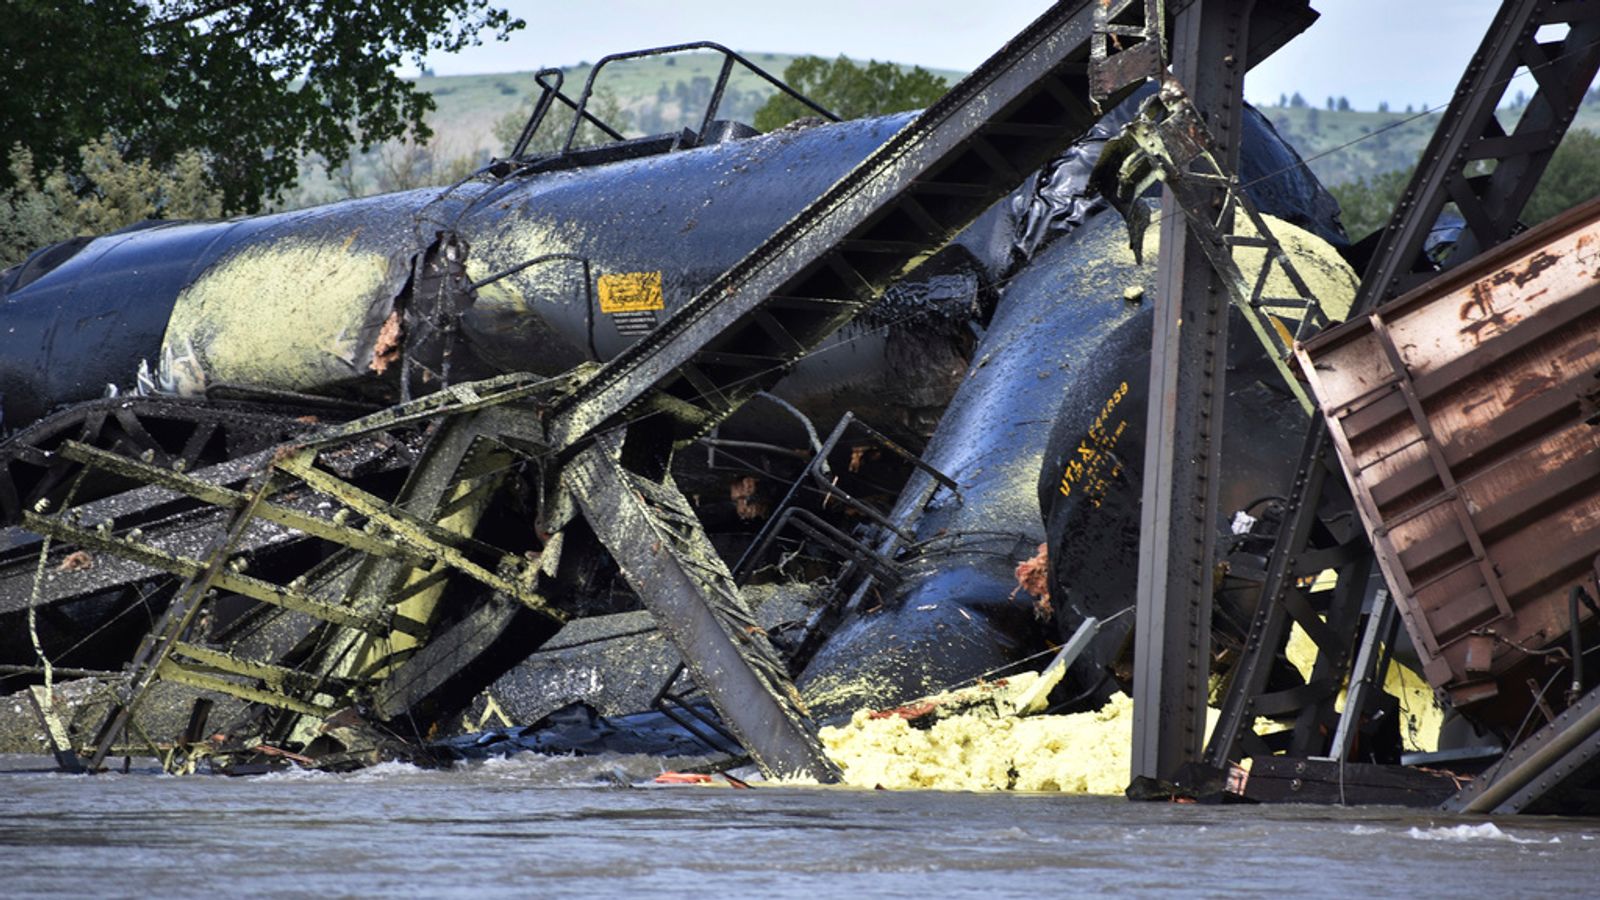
508;67;629;160
531;42;839;158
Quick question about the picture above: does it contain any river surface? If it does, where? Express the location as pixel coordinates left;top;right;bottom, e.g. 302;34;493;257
1;753;1594;897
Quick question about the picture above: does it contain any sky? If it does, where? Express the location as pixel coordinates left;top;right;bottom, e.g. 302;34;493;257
416;0;1511;112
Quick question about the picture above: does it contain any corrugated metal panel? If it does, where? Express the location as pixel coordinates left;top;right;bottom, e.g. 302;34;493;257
1298;196;1600;721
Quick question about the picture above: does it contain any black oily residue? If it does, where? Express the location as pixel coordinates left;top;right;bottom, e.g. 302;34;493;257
858;245;993;338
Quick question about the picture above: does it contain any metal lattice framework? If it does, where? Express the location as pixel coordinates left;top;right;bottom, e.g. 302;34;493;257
1204;0;1600;781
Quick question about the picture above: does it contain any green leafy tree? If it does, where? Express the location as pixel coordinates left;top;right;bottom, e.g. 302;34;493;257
1523;129;1600;225
752;56;949;132
371;134;488;195
1328;129;1600;242
1329;166;1414;240
1;1;523;212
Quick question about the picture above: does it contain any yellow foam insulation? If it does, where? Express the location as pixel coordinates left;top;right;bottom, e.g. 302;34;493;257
813;672;1223;793
161;238;395;395
1285;622;1443;753
810;624;1437;793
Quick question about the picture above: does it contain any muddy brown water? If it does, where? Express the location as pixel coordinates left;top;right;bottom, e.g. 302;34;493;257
1;753;1595;897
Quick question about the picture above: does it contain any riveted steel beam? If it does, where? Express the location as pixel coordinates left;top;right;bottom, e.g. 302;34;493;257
1131;0;1255;784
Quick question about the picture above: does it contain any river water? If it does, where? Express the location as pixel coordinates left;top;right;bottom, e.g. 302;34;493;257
1;753;1594;897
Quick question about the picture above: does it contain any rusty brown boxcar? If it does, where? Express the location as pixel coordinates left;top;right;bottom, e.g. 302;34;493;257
1297;196;1600;733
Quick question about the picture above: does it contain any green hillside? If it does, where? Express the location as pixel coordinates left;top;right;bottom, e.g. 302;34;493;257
1258;98;1600;189
288;52;964;205
289;53;1599;222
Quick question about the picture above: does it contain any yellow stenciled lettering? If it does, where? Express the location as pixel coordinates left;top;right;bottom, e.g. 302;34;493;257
1058;384;1132;503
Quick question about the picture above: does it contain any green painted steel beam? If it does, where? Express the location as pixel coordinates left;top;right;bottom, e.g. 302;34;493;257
155;659;336;718
277;452;563;621
57;440;416;561
22;511;397;636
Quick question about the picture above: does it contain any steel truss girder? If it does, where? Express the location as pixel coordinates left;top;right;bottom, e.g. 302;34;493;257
544;0;1155;452
1359;0;1600;305
1094;77;1332;412
1445;679;1600;814
565;433;841;781
38;387;567;771
82;470;278;771
1208;0;1600;779
1202;431;1375;766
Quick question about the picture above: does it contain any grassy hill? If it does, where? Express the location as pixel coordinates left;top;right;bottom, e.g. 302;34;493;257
1258;99;1600;189
288;52;964;205
289;54;1599;220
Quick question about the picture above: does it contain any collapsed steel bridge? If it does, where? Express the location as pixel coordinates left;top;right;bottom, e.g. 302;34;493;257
4;0;1600;815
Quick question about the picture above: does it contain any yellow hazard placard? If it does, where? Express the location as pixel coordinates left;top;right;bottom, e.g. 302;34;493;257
597;271;665;314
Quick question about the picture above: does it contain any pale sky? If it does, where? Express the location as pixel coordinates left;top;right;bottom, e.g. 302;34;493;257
418;0;1513;112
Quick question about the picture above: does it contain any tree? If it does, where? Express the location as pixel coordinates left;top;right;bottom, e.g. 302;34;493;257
1378;101;1390;113
1336;96;1351;112
1523;129;1600;225
1279;93;1289;108
752;56;949;132
0;1;523;212
1328;129;1600;242
1290;92;1309;108
371;134;486;195
492;88;633;157
1328;166;1414;240
0;135;224;267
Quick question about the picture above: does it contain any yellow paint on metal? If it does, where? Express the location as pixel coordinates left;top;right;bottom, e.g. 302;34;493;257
597;271;665;313
1057;380;1131;507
